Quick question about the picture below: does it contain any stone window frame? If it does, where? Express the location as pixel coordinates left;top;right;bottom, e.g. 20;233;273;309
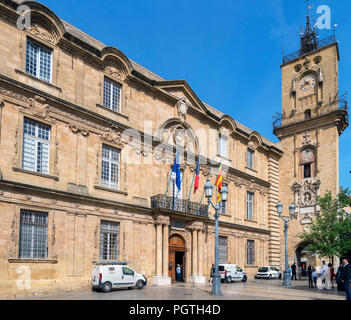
218;131;229;159
245;191;256;222
97;74;128;119
8;205;57;263
94;141;127;196
246;239;255;266
12;113;59;181
99;220;121;261
18;34;60;90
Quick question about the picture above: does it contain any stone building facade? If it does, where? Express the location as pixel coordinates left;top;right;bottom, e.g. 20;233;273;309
0;1;348;298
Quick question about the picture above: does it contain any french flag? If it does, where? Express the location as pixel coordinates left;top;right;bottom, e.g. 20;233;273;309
194;155;200;193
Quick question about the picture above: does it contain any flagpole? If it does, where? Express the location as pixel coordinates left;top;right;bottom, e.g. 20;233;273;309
198;162;212;215
163;149;178;207
175;165;187;200
187;171;196;202
206;161;221;216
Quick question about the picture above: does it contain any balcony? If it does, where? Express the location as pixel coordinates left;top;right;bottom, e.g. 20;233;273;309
151;194;209;217
273;95;348;132
282;35;336;64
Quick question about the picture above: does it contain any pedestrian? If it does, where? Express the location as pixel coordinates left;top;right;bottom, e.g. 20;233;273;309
176;264;182;282
308;265;313;288
336;262;345;291
291;263;297;280
328;263;335;289
288;265;292;279
298;264;302;280
319;260;331;290
340;258;351;300
209;264;215;283
312;268;318;288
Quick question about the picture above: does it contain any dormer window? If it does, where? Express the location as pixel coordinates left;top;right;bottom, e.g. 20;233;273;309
103;77;122;113
25;39;52;83
218;133;228;158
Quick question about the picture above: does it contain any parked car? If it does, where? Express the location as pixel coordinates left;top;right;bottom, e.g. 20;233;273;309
91;261;147;293
255;266;281;280
218;264;248;283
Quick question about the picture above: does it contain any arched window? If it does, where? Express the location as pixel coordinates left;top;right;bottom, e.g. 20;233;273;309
304;109;311;120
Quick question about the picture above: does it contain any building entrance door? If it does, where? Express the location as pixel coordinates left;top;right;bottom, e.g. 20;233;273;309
168;235;186;283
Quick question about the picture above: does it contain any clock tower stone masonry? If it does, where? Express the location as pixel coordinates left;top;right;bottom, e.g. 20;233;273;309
274;14;349;267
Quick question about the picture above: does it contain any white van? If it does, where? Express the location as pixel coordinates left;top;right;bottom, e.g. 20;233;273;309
255;266;281;279
218;264;247;283
91;261;147;293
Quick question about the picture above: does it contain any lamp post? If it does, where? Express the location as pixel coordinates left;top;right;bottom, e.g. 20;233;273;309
204;176;228;296
276;201;297;287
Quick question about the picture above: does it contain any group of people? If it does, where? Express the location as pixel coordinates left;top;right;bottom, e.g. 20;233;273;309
305;258;351;300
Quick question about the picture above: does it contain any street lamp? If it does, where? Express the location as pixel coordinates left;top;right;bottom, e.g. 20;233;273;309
204;176;228;296
276;201;297;287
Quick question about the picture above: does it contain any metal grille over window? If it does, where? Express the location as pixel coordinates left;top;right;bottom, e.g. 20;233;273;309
218;236;227;264
247;240;255;265
101;144;120;189
23;118;50;174
19;209;48;259
247;149;254;169
100;221;120;260
246;192;254;220
218;134;228;158
103;78;122;112
25;39;52;83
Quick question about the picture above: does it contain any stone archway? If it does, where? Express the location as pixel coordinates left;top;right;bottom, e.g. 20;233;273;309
168;234;186;283
295;242;316;276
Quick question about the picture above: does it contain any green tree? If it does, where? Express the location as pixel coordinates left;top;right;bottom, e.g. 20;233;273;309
298;188;351;259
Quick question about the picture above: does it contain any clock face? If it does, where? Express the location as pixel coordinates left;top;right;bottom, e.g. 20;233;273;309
298;75;316;96
301;148;314;162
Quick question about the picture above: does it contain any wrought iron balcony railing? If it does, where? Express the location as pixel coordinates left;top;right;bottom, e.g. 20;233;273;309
151;194;209;217
283;35;336;64
273;94;348;131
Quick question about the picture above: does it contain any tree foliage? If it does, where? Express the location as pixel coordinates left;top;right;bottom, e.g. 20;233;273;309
298;187;351;259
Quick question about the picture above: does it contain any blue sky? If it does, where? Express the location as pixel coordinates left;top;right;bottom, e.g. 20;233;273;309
38;0;351;188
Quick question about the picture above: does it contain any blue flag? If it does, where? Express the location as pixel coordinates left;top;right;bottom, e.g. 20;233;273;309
172;151;181;190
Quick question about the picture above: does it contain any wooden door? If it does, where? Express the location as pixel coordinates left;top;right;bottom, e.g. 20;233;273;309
168;251;175;282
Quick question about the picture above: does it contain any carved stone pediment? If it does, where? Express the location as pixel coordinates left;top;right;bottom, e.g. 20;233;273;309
28;24;55;44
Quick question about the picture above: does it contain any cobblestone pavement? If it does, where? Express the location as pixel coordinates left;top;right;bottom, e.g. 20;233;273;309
12;279;347;300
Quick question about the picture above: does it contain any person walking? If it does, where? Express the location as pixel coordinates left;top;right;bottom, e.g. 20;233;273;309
312;268;318;288
291;263;297;280
328;263;335;289
288;265;292;279
176;264;182;283
209;264;215;283
298;265;302;280
340;258;351;300
336;262;345;291
308;265;313;288
319;260;330;290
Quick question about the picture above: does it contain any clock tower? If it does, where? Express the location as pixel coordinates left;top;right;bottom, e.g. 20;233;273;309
274;12;349;268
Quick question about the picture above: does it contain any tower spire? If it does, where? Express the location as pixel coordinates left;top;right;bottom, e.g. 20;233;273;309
299;0;318;56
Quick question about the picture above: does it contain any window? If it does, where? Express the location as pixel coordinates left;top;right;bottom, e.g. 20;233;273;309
246;192;254;220
19;209;48;258
103;77;122;112
247;149;254;169
122;267;134;276
22;118;50;174
247;240;255;265
304;164;311;178
101;144;120;189
218;236;227;264
219;183;228;214
218;134;228;158
25;39;52;83
100;220;120;260
304;109;311;120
